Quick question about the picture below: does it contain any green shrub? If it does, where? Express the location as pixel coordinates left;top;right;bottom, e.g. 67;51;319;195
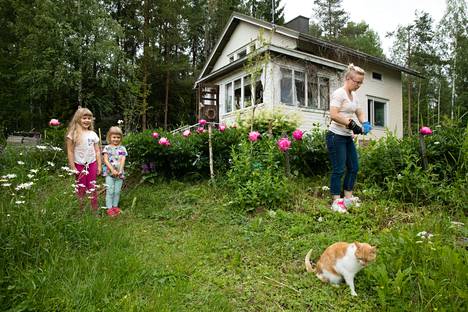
42;126;67;149
359;120;467;210
238;109;299;136
227;138;292;212
289;125;329;177
124;127;244;180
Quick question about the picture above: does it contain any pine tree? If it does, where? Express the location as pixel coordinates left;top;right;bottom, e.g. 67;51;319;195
313;0;348;39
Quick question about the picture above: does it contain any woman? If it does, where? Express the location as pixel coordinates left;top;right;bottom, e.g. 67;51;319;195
326;64;372;213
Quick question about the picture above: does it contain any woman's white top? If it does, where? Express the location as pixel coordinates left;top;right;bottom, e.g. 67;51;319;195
329;87;359;136
67;130;99;165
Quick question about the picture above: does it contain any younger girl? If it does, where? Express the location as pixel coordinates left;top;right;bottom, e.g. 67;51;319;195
66;107;102;211
102;126;127;210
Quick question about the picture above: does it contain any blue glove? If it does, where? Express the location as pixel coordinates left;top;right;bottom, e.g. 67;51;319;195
362;121;372;135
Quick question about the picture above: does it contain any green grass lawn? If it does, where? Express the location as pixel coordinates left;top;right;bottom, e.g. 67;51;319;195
1;175;467;311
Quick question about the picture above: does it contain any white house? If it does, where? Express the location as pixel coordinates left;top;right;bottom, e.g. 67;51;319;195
194;12;420;138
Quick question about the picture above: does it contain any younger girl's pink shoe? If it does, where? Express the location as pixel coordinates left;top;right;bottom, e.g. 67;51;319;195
106;207;121;217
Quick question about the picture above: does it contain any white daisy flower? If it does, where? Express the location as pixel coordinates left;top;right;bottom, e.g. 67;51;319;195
17;161;25;165
15;201;26;204
2;174;17;179
15;182;34;190
2;183;11;187
36;145;47;150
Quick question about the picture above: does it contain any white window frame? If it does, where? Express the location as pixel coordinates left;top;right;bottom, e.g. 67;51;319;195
367;97;388;128
371;71;383;82
227;40;257;62
223;72;263;114
280;65;330;110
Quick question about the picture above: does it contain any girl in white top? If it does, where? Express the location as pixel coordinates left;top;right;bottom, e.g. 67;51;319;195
326;64;372;213
66;107;102;212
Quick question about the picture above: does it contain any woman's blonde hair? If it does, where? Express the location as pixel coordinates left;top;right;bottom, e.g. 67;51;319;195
106;126;123;143
344;63;365;79
66;107;94;144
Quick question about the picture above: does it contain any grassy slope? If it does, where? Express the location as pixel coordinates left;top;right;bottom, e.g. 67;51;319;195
1;177;467;311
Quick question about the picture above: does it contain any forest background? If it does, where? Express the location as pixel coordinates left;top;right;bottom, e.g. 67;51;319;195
0;0;466;135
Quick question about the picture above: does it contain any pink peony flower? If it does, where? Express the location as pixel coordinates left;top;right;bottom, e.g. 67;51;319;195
248;131;261;142
158;137;170;146
49;119;61;126
218;124;226;132
152;132;159;139
277;137;292;152
199;119;207;126
196;127;205;134
183;129;191;137
292;129;303;140
420;126;432;135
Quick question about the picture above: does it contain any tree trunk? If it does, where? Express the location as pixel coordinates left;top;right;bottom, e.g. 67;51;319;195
141;0;150;131
164;70;170;130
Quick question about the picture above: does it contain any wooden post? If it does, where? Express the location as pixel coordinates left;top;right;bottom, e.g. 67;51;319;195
98;128;102;147
208;123;214;180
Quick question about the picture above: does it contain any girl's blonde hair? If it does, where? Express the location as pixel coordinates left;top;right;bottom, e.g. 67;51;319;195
344;63;365;79
106;126;123;143
66;107;94;144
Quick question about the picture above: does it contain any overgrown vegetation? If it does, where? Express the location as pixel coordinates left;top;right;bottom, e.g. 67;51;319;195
0;117;466;310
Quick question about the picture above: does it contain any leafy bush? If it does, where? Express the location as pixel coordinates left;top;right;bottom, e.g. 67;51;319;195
42;126;67;149
124;127;244;180
289;125;329;177
359;120;467;210
227;138;292;212
238;109;299;136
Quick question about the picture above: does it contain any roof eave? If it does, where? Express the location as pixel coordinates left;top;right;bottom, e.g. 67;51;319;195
297;33;423;78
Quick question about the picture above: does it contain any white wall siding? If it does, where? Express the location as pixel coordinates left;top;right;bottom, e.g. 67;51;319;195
358;65;403;138
212;22;297;72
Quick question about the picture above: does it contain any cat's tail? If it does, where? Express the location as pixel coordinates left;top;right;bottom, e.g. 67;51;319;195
305;248;316;273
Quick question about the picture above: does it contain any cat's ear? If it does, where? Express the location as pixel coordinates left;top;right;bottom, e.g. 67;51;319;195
354;241;361;248
371;246;377;252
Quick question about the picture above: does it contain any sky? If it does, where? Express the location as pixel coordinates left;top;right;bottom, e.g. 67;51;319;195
282;0;447;56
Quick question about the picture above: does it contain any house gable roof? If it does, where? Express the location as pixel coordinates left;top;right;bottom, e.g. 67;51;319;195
198;12;421;83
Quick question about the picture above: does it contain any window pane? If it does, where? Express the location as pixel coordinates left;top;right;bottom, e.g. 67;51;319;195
307;75;318;108
255;79;263;105
225;83;232;113
237;49;246;58
374;101;385;126
295;71;305;106
243;76;252;108
234;79;241;110
319;77;329;110
281;68;293;105
372;72;382;80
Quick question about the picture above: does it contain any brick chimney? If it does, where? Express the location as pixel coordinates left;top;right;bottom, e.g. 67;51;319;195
284;16;310;33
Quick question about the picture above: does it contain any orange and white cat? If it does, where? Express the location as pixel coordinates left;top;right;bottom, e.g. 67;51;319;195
305;242;377;296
